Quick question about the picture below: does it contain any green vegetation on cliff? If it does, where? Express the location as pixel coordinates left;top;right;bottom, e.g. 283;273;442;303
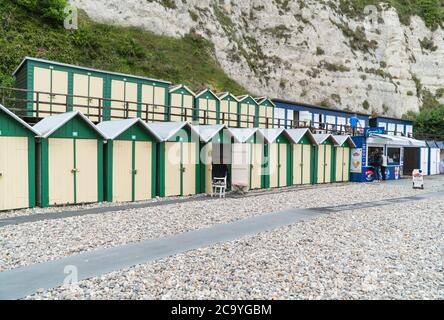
0;0;246;94
338;0;443;29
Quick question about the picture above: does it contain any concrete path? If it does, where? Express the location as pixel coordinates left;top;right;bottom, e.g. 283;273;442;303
1;191;443;300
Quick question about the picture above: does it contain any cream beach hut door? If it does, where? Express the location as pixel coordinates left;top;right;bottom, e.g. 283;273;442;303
48;138;98;205
293;144;311;185
293;144;303;185
0;137;29;211
203;143;213;195
48;138;75;205
134;141;152;201
112;140;133;202
324;144;332;183
164;142;182;196
76;139;98;204
302;145;311;184
278;144;287;187
232;143;250;189
336;147;344;182
268;144;279;188
142;85;166;122
342;147;350;181
73;74;103;122
182;142;196;196
250;144;263;189
33;67;68;115
111;80;125;119
33;67;51;114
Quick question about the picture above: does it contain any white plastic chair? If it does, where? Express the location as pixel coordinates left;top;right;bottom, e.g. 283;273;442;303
212;175;227;198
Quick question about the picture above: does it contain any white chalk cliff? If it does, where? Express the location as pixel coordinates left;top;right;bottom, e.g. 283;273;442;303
69;0;444;117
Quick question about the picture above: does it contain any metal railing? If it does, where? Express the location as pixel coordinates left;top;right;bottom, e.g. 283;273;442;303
0;87;424;138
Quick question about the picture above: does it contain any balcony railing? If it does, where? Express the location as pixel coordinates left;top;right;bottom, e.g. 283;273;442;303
0;86;419;138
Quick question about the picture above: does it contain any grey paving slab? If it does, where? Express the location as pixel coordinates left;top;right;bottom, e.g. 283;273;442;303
0;208;322;300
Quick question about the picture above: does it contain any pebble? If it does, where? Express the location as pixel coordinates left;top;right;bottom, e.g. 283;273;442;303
1;176;443;299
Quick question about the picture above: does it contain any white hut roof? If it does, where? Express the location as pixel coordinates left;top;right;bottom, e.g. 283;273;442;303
96;118;157;140
228;128;260;143
228;128;265;143
286;128;317;145
33;111;105;138
259;128;286;143
313;134;338;145
192;124;228;143
332;135;356;148
146;122;199;142
169;84;196;96
0;104;38;135
255;96;276;107
217;92;239;101
195;89;221;100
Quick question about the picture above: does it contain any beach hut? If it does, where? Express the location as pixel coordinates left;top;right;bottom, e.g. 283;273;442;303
169;85;196;122
33;111;105;207
217;92;239;128
332;135;356;183
195;89;220;125
13;57;171;121
426;141;440;175
286;128;317;185
256;97;275;128
237;95;259;128
97;119;158;203
0;104;38;211
313;134;338;184
229;128;266;190
147;122;200;197
260;128;293;189
193;124;233;194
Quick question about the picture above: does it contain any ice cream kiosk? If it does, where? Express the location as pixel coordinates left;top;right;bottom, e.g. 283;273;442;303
350;128;426;182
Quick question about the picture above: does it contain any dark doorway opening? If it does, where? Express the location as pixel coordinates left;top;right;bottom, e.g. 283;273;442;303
403;147;420;176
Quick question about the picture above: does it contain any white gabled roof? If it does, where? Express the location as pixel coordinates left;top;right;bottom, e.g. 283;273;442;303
228;128;264;143
0;104;38;135
146;121;199;142
255;96;276;107
313;133;338;145
195;89;221;101
192;124;227;143
33;111;105;138
237;95;259;105
169;84;196;96
259;128;285;143
13;57;171;85
332;135;356;148
286;128;317;145
217;92;240;102
96;118;157;141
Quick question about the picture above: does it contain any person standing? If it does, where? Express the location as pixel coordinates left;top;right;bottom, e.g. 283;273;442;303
373;150;383;182
349;114;360;136
381;150;387;181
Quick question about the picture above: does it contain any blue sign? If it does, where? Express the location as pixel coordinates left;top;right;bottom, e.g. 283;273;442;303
365;127;385;137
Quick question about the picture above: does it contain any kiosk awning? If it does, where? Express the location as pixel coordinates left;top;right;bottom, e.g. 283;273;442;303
368;134;426;147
